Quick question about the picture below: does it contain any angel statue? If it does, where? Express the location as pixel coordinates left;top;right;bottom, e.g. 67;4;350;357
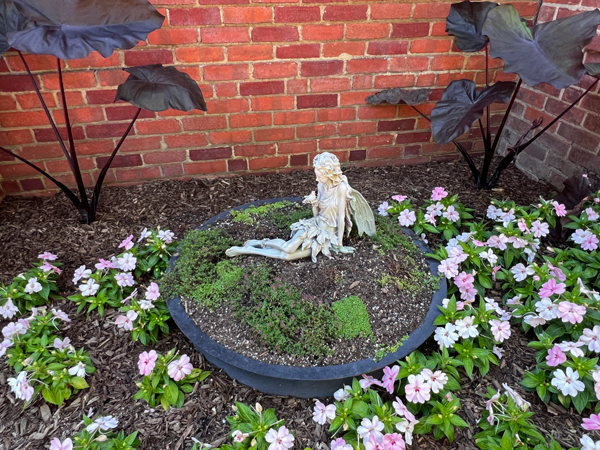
225;152;376;263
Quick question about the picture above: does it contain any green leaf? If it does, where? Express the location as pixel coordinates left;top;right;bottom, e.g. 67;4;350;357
572;390;589;414
164;381;179;406
69;376;89;390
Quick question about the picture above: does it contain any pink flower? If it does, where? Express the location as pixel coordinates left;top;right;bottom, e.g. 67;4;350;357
313;400;336;425
146;282;160;301
383;433;406;450
392;397;416;422
404;374;430;404
168;354;193;381
119;235;135;250
360;374;383;390
50;438;73;450
492;265;502;281
431;187;448;201
265;426;294;450
539;278;566;299
424;212;437;226
546;345;567;367
40;261;62;274
53;337;71;351
439;259;459;279
116;310;138;331
489;320;511;343
39;252;58;261
586;207;599;221
51;309;70;322
454;271;474;289
381;365;399;394
557;301;586;324
95;259;116;270
392;195;407;203
553;202;567;217
398;210;416;227
582;233;599;251
582;414;600;431
115;272;135;288
138;350;158;376
548;263;566;282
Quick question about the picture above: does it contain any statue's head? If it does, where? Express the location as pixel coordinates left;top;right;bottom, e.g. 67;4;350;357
313;152;343;186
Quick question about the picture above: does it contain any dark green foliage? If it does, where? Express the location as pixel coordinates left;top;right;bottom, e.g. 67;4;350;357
370;215;419;253
270;207;314;230
331;295;373;339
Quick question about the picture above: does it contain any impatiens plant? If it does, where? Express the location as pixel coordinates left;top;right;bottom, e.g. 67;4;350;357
367;1;600;189
0;0;207;224
133;348;210;410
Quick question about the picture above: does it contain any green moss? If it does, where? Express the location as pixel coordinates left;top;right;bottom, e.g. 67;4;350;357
331;295;373;340
229;201;293;225
370;216;419;254
374;336;408;361
270;206;313;230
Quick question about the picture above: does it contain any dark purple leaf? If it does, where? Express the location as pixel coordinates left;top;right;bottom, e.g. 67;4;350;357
446;1;498;52
483;5;600;89
585;63;600;78
7;0;164;60
366;87;431;106
431;79;516;144
0;0;27;54
115;64;207;112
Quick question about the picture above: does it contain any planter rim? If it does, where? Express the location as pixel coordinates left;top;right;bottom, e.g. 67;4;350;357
166;197;446;396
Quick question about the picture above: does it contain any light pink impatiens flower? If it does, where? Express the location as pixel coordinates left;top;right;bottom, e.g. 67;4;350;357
431;187;448;201
116;310;138;331
404;374;430;404
582;414;600;431
557;301;586;324
119;235;135;251
392;195;407;203
313;400;336;425
138;350;158;376
50;438;73;450
381;365;400;394
553;202;567;217
167;354;193;381
392;396;416;422
489;320;511;343
146;282;160;301
357;416;384;442
265;426;294;450
546;345;567;367
539;278;566;299
383;433;406;450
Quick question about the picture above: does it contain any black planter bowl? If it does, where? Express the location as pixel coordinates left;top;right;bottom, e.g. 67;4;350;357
166;198;447;398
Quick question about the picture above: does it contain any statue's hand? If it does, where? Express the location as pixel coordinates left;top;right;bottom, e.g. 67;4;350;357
303;191;318;205
339;246;355;254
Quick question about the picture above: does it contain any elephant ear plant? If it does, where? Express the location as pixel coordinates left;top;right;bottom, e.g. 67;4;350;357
367;1;600;189
0;0;207;224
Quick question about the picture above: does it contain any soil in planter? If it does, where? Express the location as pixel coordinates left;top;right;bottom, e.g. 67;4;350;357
164;201;440;367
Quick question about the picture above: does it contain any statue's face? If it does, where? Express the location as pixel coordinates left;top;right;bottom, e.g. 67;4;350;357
314;167;328;184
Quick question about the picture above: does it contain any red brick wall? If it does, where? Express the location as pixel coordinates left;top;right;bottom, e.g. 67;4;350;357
506;0;600;189
0;0;538;196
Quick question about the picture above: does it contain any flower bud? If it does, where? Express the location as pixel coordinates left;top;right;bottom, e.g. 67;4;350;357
255;403;262;413
95;435;108;442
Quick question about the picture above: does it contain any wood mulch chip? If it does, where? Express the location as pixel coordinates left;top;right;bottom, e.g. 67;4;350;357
0;157;598;450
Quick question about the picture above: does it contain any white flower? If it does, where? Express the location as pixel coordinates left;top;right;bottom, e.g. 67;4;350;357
115;272;135;288
581;434;600;450
138;227;152;242
487;204;499;219
443;205;460;222
530;220;549;238
398;209;416;227
116;253;137;272
479;249;498;265
421;368;448;393
0;298;19;319
557;341;585;358
51;309;71;322
357;416;384;442
510;263;535;282
138;300;155;310
434;323;458;348
535;298;559;321
2;322;27;339
24;277;43;294
73;265;91;284
396;419;418;445
53;337;71;351
586;208;599;221
498;208;515;225
86;415;118;433
524;314;546;327
313;400;336;425
79;279;99;297
492;345;504;359
333;386;351;402
581;326;600;353
551;367;585;397
68;361;87;378
0;338;13;356
158;230;175;244
439;259;459;279
502;383;530;410
455;316;479;339
264;426;294;450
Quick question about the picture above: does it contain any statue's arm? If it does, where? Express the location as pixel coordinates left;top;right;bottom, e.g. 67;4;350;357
336;183;349;248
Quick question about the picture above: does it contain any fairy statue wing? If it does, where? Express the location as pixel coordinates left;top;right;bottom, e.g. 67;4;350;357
349;189;376;237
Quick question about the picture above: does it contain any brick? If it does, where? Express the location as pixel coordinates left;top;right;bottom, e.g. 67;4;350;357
209;130;252;144
317;108;355;122
411;39;451;54
6;54;60;72
374;74;415;88
20;178;45;191
197;0;248;4
347;59;388;74
203;98;249;114
287;79;308;94
169;7;221;25
96;154;143;168
390;56;430;72
0;111;49;127
392;23;430;38
310;77;350;93
184;160;228;175
297;94;338;109
40;72;96;90
254;127;295;141
430;21;448;37
190;147;232;160
368;146;403;159
202;27;250;44
302;24;344;41
164;133;210;148
340;91;372;106
378;119;416;132
371;4;411;19
557;122;598;151
569;146;600;172
223;7;272;23
251;96;295;111
19;143;65;160
0;163;41;178
204;64;250;80
105;106;155;121
215;83;238;97
290;154;308;166
148;28;199;45
229;45;273;61
513;2;540;17
396;131;431;144
229;113;272;128
297;124;336;138
347;24;390;39
143;150;187;165
15;93;55;110
248;156;288;170
240;80;285;96
118;136;163;153
275;6;321;23
431;56;465;71
86;123;132;139
465;55;504;70
359;135;394;146
1;181;20;193
0;74;33;92
86;89;117;105
71;140;114;156
367;41;408;56
136;119;181;135
437;71;474;86
323;42;366;57
352;75;373;90
413;3;451;19
235;143;276;156
339;122;376;135
278;140;317;154
357;105;397;119
584;114;600;135
253;62;298;78
320;137;356;150
323;5;368;21
301;60;343;77
97;70;128;87
252;27;299;42
228;159;248;171
0;129;33;146
274;110;315;125
123;50;173;66
52;107;105;125
115;167;162;182
176;47;225;63
276;44;320;59
68;52;120;69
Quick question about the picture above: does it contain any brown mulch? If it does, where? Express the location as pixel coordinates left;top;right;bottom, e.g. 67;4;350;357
0;157;596;450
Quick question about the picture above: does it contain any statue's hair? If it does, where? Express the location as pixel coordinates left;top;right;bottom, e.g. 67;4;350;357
313;152;343;185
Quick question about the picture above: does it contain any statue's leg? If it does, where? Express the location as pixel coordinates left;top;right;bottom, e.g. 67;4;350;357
225;245;310;260
262;236;304;253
